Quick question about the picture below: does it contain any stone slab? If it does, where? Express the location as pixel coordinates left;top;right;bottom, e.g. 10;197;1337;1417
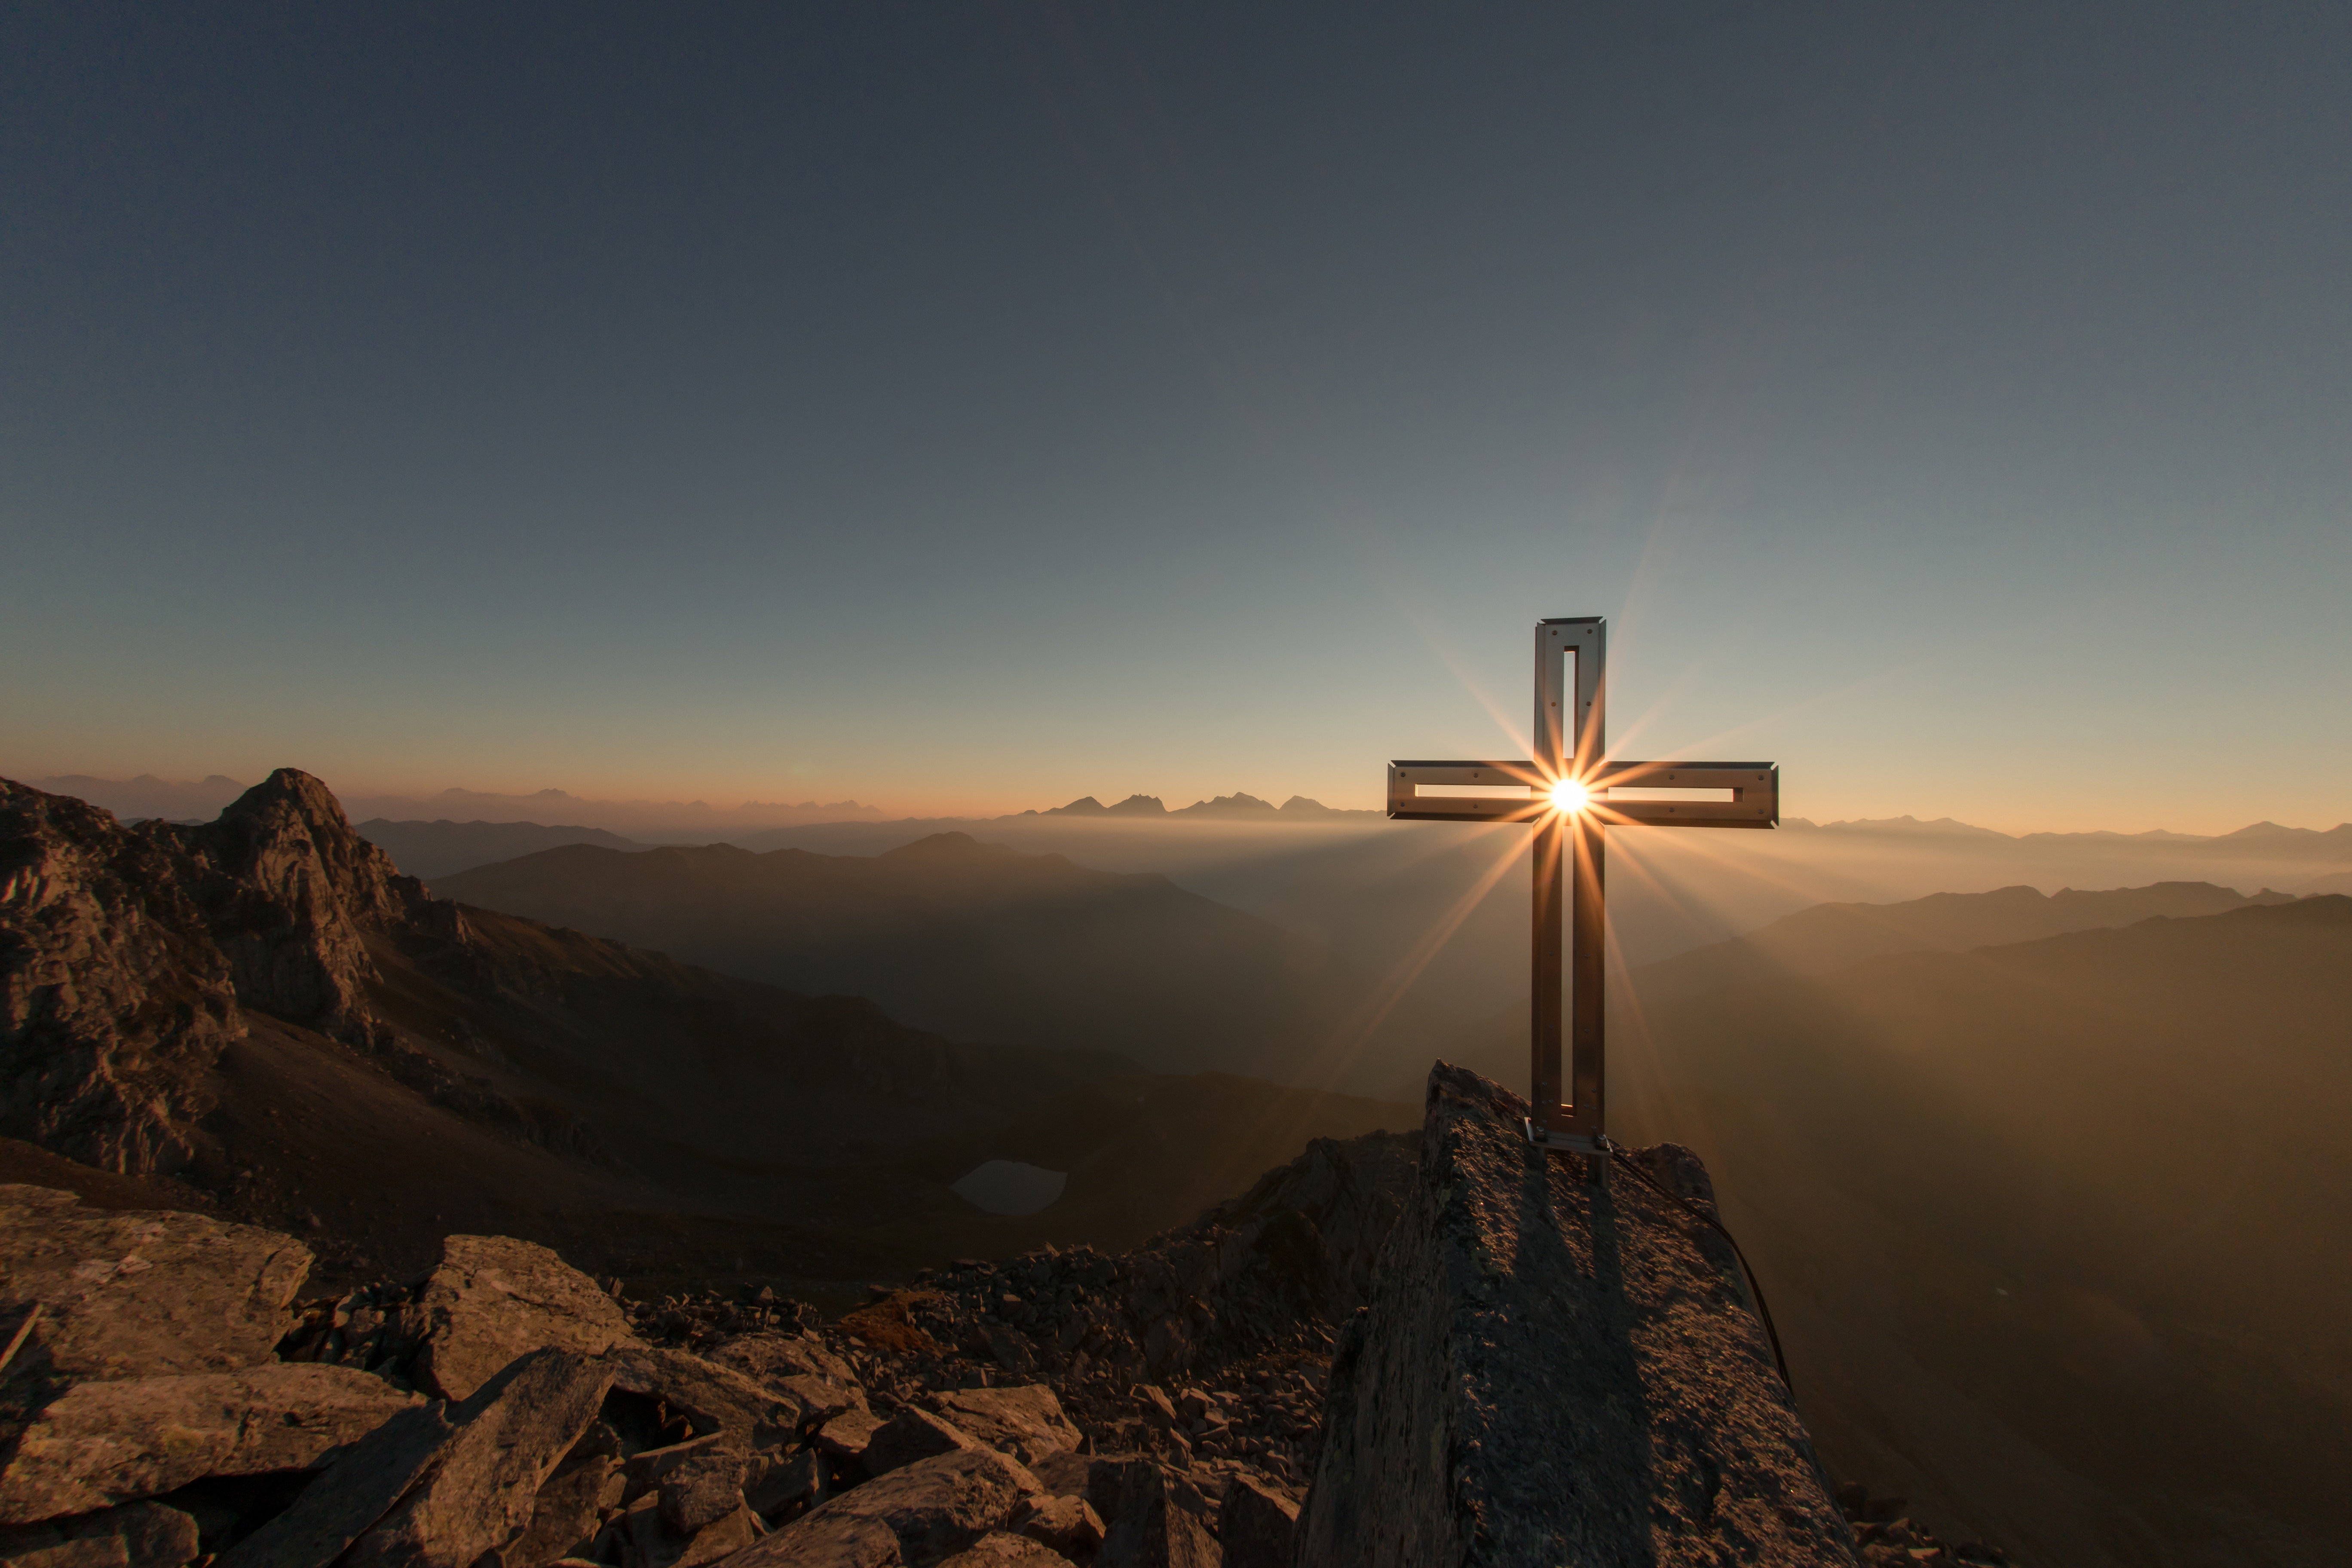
408;1237;631;1403
735;1449;1039;1568
346;1348;615;1568
606;1344;799;1449
0;1365;420;1523
927;1387;1082;1469
217;1402;458;1568
0;1188;310;1381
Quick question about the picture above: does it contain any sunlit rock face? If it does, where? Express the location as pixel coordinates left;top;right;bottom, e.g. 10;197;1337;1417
1299;1062;1858;1566
0;769;426;1173
951;1160;1068;1216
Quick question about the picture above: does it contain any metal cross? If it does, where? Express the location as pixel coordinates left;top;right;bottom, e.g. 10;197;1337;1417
1389;616;1779;1156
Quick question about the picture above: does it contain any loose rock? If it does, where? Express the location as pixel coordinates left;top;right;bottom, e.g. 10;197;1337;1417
0;1501;201;1568
741;1449;1040;1568
409;1236;632;1402
0;1365;420;1522
0;1188;312;1381
218;1403;457;1568
927;1387;1082;1469
937;1533;1074;1566
861;1409;980;1478
607;1344;800;1449
345;1348;615;1568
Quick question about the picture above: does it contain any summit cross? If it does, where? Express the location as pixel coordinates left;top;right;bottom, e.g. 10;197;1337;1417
1389;616;1779;1157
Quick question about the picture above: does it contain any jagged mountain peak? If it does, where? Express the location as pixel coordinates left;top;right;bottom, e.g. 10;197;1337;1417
186;768;415;930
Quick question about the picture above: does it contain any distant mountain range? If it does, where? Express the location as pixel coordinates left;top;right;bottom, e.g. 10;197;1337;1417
1035;791;1375;819
356;818;654;879
431;833;1442;1087
27;772;2348;850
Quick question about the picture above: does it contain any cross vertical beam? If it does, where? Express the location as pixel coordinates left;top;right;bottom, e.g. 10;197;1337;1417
1534;616;1607;1152
1388;616;1779;1158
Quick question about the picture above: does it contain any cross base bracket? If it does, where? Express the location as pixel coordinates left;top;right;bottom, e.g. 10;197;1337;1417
1524;1120;1612;1156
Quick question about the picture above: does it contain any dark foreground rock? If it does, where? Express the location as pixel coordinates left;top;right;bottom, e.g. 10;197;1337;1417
0;1364;419;1522
0;1102;2013;1568
1299;1063;1856;1566
0;1185;312;1381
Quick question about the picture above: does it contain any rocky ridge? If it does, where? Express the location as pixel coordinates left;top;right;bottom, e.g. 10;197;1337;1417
0;1083;2005;1567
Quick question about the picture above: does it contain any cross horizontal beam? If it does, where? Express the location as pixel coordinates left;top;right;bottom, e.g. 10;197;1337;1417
1386;760;1779;827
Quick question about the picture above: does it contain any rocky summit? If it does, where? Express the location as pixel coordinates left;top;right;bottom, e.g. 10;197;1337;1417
1;769;2003;1565
0;1094;2002;1566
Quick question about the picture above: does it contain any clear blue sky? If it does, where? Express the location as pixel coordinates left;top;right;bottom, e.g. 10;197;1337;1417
6;4;2347;831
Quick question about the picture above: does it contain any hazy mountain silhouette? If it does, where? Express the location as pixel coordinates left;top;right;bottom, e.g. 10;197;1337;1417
1637;879;2296;995
357;818;653;878
30;771;251;821
1029;790;1371;820
334;784;884;834
430;833;1435;1085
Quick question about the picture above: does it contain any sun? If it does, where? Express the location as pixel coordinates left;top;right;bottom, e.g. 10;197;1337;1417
1549;778;1590;814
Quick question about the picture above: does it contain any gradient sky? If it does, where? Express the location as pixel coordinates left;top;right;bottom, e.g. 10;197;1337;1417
6;5;2348;832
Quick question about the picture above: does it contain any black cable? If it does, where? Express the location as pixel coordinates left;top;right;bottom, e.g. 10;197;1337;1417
1602;1142;1794;1396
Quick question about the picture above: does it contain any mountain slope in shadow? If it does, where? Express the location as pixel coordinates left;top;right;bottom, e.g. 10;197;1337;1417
431;833;1434;1087
2;772;1417;1298
1617;900;2352;1568
1638;879;2296;995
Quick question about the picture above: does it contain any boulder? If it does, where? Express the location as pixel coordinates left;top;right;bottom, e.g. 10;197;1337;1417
1094;1461;1219;1568
0;1189;311;1380
674;1504;758;1568
712;1334;857;1392
606;1344;799;1448
775;1373;865;1429
744;1449;823;1517
624;1436;737;1500
812;1411;885;1473
1214;1477;1295;1568
861;1409;979;1478
217;1403;457;1568
345;1348;616;1568
736;1449;1040;1568
1023;1452;1091;1500
408;1236;631;1402
0;1501;200;1568
0;1365;421;1522
1295;1063;1857;1567
717;1513;897;1568
936;1533;1074;1566
508;1425;625;1568
1132;1388;1177;1435
927;1387;1082;1468
658;1453;749;1535
1010;1494;1104;1560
